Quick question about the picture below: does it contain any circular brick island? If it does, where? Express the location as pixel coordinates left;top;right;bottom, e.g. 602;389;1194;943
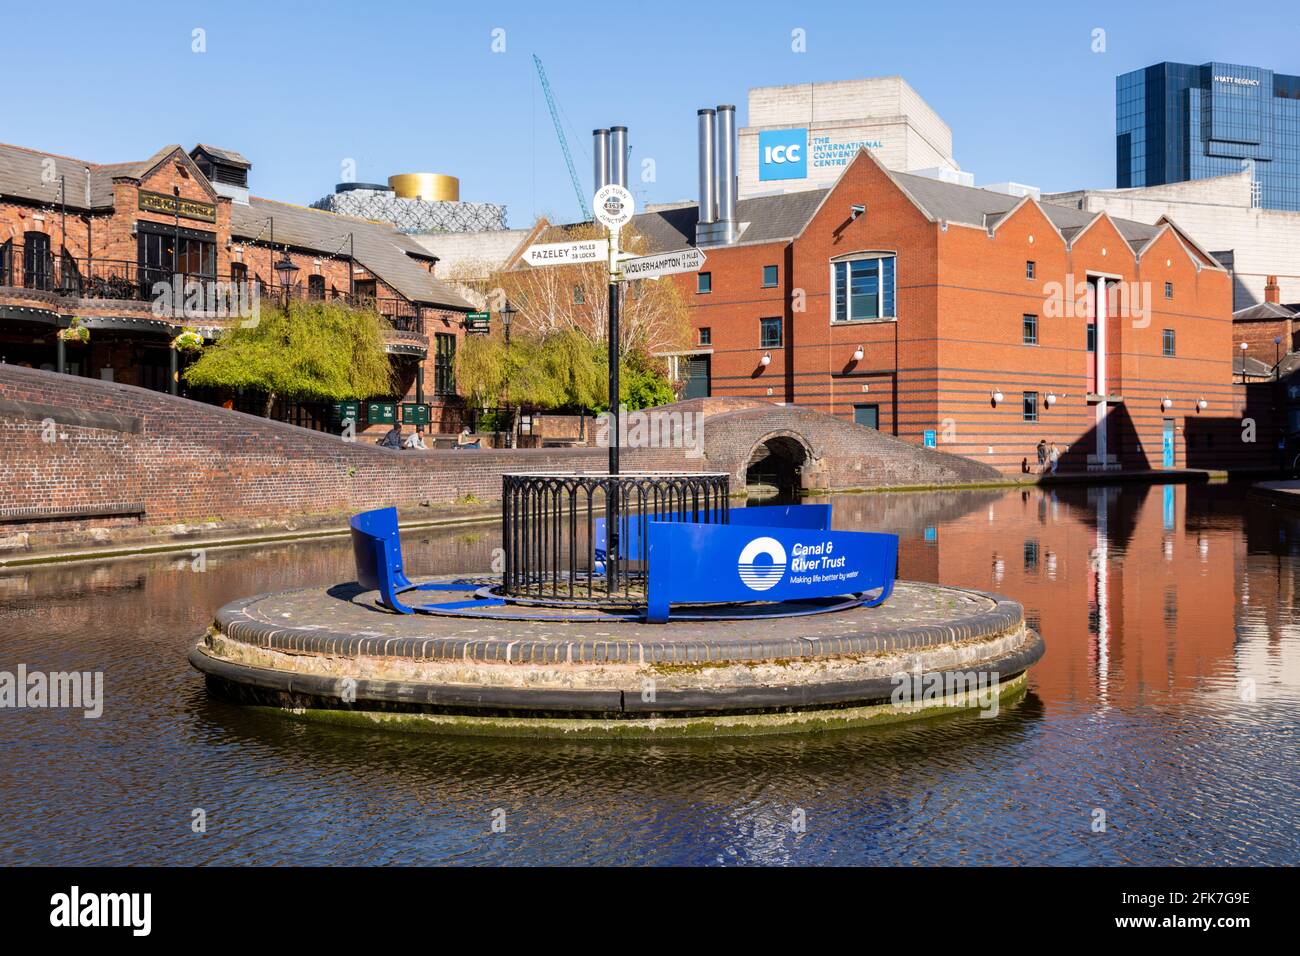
190;576;1044;738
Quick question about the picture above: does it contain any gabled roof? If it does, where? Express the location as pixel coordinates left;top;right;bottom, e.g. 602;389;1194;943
230;197;473;311
0;142;103;210
0;139;472;311
631;189;828;253
626;148;1172;257
1234;300;1297;322
1234;354;1274;378
0;142;209;210
192;144;251;168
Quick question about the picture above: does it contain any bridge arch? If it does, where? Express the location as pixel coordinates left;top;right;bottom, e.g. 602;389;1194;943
744;429;818;502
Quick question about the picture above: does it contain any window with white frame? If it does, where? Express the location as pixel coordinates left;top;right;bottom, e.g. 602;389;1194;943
832;255;895;322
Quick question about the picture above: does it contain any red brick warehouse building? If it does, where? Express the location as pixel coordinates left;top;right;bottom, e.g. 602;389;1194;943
0;141;475;430
631;107;1264;474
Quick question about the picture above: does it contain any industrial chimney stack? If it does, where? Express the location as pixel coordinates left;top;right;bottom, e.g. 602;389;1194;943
696;104;738;245
593;128;611;192
593;126;629;194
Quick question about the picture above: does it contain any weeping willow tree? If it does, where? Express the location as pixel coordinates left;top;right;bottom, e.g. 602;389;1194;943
456;328;671;413
183;301;395;416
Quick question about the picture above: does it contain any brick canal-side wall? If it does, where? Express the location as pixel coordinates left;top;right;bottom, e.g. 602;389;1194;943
0;365;693;532
1;367;1005;538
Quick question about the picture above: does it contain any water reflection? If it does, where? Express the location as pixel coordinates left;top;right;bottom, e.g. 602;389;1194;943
0;483;1296;865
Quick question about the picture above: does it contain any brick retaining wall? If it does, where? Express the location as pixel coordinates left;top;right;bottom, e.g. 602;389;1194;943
1;367;1003;535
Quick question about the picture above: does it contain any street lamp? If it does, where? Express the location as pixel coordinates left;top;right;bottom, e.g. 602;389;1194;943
500;300;516;447
274;250;299;303
501;300;515;346
1239;341;1249;384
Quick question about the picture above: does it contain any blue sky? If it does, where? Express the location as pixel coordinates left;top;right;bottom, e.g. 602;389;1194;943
3;0;1294;228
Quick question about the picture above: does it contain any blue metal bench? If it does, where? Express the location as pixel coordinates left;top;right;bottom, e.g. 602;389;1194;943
348;507;489;614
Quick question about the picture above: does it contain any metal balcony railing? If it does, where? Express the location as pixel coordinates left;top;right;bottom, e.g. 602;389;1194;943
0;243;424;333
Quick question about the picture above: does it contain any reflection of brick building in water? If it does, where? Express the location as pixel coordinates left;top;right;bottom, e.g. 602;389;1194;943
908;484;1244;706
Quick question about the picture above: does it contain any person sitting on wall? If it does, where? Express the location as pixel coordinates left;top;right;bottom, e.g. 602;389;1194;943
454;427;480;450
403;430;427;450
379;423;404;449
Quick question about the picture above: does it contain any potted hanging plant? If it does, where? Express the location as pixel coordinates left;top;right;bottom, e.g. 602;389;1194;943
172;328;205;353
57;318;90;344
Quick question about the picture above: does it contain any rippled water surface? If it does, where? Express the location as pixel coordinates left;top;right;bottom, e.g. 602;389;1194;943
1;482;1297;865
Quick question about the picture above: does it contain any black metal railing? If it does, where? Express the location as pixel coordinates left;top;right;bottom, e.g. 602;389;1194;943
501;472;730;604
0;243;424;333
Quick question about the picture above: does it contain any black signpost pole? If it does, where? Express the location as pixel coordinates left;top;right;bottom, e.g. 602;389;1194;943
608;276;619;476
606;232;620;595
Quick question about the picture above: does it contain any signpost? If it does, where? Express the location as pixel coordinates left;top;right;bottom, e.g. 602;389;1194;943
464;311;490;334
521;239;608;267
620;247;706;281
522;183;636;592
591;184;634;477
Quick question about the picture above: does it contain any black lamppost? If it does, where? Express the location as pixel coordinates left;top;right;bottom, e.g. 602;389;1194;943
1276;335;1283;380
501;300;516;447
274;250;299;306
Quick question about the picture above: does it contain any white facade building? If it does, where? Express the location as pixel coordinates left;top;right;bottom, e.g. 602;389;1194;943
738;77;961;198
1045;171;1300;311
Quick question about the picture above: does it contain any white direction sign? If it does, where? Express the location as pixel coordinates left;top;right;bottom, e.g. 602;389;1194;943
620;247;707;280
522;238;609;267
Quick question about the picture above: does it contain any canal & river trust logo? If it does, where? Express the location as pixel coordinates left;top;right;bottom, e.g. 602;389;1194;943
738;536;787;592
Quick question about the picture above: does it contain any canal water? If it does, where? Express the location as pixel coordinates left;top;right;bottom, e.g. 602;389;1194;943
1;482;1296;865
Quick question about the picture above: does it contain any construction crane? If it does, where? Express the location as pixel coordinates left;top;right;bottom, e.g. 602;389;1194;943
532;54;591;220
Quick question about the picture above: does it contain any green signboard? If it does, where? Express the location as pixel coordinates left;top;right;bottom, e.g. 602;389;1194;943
367;402;397;425
401;403;431;426
333;401;359;423
465;311;490;334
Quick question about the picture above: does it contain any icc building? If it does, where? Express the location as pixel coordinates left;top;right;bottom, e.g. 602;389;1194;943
624;79;1276;475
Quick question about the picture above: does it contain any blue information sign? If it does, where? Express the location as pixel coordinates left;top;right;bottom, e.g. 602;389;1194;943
645;521;897;623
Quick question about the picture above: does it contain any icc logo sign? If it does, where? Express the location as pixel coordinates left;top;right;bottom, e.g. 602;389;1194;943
759;128;808;182
738;537;787;592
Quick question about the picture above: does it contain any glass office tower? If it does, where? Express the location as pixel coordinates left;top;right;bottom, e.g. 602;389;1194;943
1117;61;1300;211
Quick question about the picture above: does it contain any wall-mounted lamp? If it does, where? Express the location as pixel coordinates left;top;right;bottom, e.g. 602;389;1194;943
1161;396;1173;410
1196;398;1208;411
1045;392;1057;407
850;204;866;220
991;390;1004;405
852;345;864;362
760;352;771;366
